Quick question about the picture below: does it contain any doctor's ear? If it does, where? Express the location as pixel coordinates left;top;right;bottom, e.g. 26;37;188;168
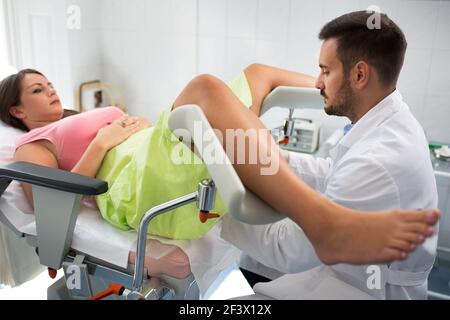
9;106;26;119
353;61;370;88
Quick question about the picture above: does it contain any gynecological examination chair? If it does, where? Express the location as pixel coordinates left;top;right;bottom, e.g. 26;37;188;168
0;87;321;300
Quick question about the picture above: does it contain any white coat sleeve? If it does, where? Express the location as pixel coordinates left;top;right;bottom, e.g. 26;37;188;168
324;155;400;210
287;151;333;193
220;215;322;274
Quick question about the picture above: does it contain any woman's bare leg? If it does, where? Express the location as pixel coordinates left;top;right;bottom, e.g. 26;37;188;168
172;74;439;265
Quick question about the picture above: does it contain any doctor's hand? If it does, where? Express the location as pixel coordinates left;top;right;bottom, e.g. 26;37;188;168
93;115;145;151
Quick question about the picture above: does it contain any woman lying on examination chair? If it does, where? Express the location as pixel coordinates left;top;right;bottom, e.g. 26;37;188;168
0;67;440;267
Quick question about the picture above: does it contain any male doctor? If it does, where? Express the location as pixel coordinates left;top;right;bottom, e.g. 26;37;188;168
220;10;438;299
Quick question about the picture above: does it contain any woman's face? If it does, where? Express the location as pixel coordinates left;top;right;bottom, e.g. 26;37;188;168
10;73;64;129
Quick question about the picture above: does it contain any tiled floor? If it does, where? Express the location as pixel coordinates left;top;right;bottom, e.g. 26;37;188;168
202;262;254;300
0;262;253;300
0;271;63;300
4;260;448;300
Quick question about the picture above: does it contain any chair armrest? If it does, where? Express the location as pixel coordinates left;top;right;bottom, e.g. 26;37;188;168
260;86;322;115
0;161;107;196
0;162;108;269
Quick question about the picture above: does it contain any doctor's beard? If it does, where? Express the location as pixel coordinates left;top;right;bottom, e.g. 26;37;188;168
322;77;356;120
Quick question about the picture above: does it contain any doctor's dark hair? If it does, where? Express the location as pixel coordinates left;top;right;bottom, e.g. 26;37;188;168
318;10;407;87
0;69;78;132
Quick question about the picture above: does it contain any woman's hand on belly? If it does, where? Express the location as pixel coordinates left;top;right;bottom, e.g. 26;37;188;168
135;116;152;130
94;115;144;151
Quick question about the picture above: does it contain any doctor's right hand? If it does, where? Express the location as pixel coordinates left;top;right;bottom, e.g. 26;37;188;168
94;115;142;151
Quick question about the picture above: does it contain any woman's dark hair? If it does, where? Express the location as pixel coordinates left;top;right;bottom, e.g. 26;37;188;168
0;69;45;131
0;69;78;131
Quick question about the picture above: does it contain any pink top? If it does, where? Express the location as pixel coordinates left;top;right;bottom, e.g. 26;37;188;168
16;107;125;170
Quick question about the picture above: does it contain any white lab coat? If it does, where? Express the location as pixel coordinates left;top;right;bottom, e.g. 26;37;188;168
221;89;438;299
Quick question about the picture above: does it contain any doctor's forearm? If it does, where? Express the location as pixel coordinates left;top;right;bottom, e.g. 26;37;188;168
71;140;107;178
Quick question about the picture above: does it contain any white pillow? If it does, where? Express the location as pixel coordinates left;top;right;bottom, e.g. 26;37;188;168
0;121;25;166
0;121;34;222
0;120;44;287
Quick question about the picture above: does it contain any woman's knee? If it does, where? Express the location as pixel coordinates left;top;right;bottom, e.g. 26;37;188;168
189;74;226;93
174;74;227;111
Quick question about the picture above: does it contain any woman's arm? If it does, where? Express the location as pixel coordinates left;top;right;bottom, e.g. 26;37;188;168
244;64;317;116
13;140;105;204
70;139;108;178
14;141;59;205
13;115;149;205
72;115;149;178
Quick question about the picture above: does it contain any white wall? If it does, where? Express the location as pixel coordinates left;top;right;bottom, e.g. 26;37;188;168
196;0;450;143
95;0;198;122
3;0;74;107
62;0;450;143
65;0;102;108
